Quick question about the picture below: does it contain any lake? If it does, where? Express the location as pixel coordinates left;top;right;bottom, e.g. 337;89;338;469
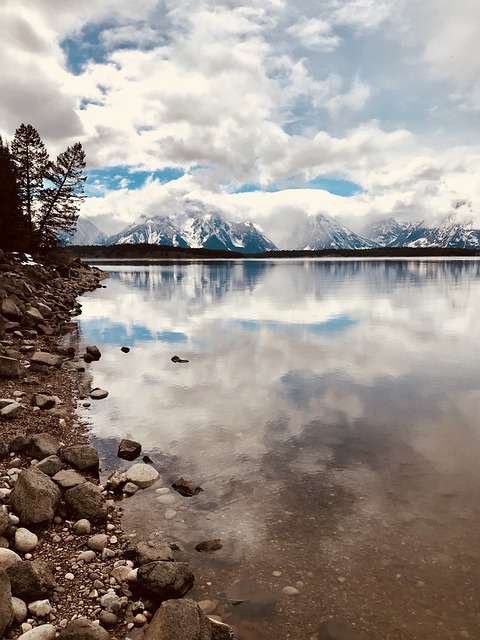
75;258;480;640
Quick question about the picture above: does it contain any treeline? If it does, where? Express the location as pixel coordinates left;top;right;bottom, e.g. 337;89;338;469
0;124;86;252
66;244;480;261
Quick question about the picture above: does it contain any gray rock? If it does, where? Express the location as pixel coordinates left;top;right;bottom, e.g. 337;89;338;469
98;610;118;628
125;463;160;489
24;308;45;326
0;510;10;536
144;598;211;640
26;433;61;460
137;560;195;601
30;351;62;368
16;624;56;640
0;438;8;459
64;482;108;523
14;528;38;553
57;618;110;640
27;598;52;617
9;467;61;525
90;388;108;400
73;519;91;535
0;355;22;378
11;595;28;624
318;619;370;640
105;470;127;493
32;394;56;410
0;400;23;418
136;532;174;564
87;534;109;551
36;303;52;318
52;469;86;489
0;569;14;637
99;592;122;612
171;476;204;497
6;559;57;601
1;298;22;321
117;438;142;461
35;455;63;476
0;548;22;571
59;444;99;473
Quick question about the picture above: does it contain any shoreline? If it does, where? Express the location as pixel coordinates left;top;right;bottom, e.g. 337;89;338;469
0;250;234;640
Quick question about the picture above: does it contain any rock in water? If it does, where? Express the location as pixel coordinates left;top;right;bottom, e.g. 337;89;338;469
117;438;142;461
317;619;371;640
125;463;160;489
172;476;203;497
171;355;189;363
144;598;211;640
137;561;195;600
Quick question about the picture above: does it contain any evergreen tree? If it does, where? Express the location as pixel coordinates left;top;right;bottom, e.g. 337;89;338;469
37;142;86;247
0;137;31;250
11;123;50;227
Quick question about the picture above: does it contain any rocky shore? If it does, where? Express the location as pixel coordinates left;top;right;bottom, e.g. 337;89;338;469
0;250;235;640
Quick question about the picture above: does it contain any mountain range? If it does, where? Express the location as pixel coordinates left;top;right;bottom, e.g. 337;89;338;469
65;210;480;252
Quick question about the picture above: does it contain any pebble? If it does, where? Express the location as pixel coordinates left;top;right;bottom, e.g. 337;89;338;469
134;613;148;626
99;610;118;628
28;599;53;617
77;550;97;563
65;573;75;580
87;533;109;551
73;519;91;535
272;570;282;577
156;493;177;505
198;600;217;615
165;509;177;520
282;586;300;596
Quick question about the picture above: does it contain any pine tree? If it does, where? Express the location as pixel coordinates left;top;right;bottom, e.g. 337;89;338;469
37;142;86;247
0;137;31;250
10;123;50;228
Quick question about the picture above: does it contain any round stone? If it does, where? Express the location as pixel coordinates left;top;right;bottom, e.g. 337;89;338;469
90;388;109;400
125;463;161;489
15;527;39;553
73;519;91;535
282;586;300;596
87;533;109;551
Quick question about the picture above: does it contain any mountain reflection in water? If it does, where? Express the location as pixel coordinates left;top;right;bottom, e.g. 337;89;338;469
76;259;480;640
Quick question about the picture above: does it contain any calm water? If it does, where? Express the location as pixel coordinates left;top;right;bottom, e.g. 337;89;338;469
76;259;480;640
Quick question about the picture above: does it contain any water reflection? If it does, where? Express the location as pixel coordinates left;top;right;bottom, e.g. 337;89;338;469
77;259;480;640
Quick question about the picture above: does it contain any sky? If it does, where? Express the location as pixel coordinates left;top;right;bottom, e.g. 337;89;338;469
1;0;480;244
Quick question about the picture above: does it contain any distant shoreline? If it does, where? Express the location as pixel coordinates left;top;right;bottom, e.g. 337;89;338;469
66;244;480;261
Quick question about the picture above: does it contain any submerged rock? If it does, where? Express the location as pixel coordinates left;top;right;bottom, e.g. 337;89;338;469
172;476;203;497
144;598;211;640
117;438;142;461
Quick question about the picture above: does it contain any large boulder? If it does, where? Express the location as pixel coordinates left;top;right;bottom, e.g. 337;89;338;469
64;482;108;522
16;624;56;640
9;467;61;525
6;559;56;601
57;618;110;640
59;444;99;473
0;569;13;637
0;356;22;379
144;598;211;640
26;433;61;460
136;532;174;565
137;561;195;601
30;352;63;368
0;549;22;571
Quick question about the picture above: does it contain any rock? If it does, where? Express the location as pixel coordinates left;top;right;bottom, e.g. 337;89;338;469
86;345;102;360
210;618;234;639
33;394;56;410
6;559;57;601
26;433;61;460
125;463;160;489
90;388;109;400
98;610;118;628
0;400;23;418
36;302;52;318
195;539;223;554
225;578;276;617
77;550;96;563
28;599;52;617
0;569;14;637
64;482;108;523
1;298;22;321
73;519;91;535
14;528;39;553
121;346;130;353
17;624;56;640
52;469;86;489
0;510;10;536
137;561;195;600
110;565;132;583
9;434;28;453
282;586;300;596
11;596;28;624
117;438;142;461
317;619;370;640
105;470;127;493
59;444;100;473
100;592;122;612
0;548;22;570
0;438;8;459
9;467;61;525
0;355;22;378
136;533;174;564
172;476;203;497
35;455;64;476
30;351;63;368
171;355;189;363
57;618;110;640
87;534;109;551
123;482;139;495
144;598;211;640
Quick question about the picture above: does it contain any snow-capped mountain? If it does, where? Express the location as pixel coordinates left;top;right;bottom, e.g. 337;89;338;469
361;216;480;249
106;208;277;254
283;213;378;250
360;218;426;247
61;217;108;246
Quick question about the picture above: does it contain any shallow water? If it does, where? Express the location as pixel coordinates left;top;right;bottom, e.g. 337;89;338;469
76;259;480;639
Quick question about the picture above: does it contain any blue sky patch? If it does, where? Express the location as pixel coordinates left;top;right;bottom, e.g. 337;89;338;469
84;166;185;196
80;319;187;345
232;176;362;197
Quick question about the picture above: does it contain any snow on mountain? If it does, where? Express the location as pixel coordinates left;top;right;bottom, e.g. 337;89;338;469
61;217;108;246
106;206;277;254
360;218;425;247
283;213;378;250
406;215;480;249
106;215;189;248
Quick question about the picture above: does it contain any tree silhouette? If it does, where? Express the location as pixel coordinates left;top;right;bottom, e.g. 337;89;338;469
0;137;31;250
